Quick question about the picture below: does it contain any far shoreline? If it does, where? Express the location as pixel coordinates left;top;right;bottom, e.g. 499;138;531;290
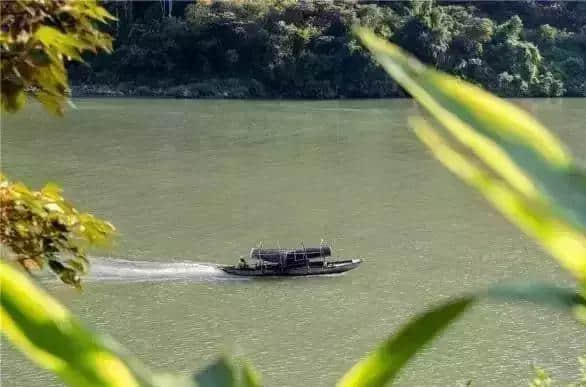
71;84;585;101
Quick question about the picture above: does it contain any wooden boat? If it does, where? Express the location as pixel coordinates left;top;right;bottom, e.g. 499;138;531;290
220;245;362;277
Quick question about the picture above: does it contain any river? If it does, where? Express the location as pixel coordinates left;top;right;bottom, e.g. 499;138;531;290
2;98;585;386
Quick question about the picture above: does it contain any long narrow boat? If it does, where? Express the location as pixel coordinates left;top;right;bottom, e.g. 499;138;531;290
219;245;362;277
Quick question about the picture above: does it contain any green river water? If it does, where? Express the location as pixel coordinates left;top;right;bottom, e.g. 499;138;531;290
1;98;585;386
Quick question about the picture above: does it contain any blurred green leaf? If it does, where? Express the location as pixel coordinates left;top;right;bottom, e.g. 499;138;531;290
194;357;262;387
355;28;586;280
529;366;552;387
354;28;570;165
36;91;65;116
241;362;262;387
411;119;586;281
485;282;586;316
1;87;26;112
338;298;472;387
0;261;143;387
1;258;269;387
338;283;585;387
355;28;586;231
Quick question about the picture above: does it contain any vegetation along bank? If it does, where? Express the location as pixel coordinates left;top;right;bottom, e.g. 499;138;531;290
69;0;586;99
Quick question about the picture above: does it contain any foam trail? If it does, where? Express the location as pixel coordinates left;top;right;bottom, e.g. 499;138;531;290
78;257;243;283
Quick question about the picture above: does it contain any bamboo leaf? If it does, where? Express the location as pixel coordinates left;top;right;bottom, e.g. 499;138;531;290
354;28;569;165
195;358;237;387
194;357;262;387
485;282;586;311
412;119;586;280
355;28;586;233
338;282;585;387
0;261;142;387
338;298;473;387
241;362;262;387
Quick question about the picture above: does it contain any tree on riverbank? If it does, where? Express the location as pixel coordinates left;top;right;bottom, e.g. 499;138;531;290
69;0;586;99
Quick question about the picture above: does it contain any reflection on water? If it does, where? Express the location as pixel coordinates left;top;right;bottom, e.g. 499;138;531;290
2;98;585;387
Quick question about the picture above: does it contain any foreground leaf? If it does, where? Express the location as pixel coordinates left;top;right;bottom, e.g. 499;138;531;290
194;356;262;387
338;298;472;387
0;261;142;387
0;176;116;287
412;119;586;280
355;28;586;280
338;283;585;387
1;0;113;115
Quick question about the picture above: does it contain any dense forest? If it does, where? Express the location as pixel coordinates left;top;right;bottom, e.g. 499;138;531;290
69;0;586;98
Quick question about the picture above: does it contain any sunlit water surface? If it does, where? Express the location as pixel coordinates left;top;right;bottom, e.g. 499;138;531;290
2;98;585;386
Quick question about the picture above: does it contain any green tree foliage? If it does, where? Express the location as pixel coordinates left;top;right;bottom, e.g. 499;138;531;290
68;0;585;98
494;14;523;41
0;176;115;287
0;0;116;285
0;0;113;114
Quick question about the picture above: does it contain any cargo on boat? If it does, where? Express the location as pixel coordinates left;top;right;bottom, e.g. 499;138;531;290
220;244;361;277
250;246;332;261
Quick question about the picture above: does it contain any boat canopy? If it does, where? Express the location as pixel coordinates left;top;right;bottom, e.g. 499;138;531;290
250;246;331;263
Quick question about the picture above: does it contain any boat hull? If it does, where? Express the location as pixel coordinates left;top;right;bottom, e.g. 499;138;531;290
220;259;362;277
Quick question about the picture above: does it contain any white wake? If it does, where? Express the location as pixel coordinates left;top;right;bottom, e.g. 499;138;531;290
74;257;242;283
